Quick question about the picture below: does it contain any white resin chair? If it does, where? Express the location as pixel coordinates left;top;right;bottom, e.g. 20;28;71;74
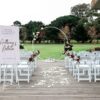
0;64;14;85
76;63;91;82
94;64;100;82
16;61;34;83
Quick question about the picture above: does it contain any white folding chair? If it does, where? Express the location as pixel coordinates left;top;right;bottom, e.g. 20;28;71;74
76;63;91;82
0;64;14;85
94;64;100;82
16;61;34;83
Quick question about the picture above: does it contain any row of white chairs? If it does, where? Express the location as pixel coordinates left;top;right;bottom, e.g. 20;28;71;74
0;57;38;86
65;52;100;82
77;51;100;60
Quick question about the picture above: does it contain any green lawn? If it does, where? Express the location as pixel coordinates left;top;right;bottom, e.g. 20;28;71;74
23;43;100;60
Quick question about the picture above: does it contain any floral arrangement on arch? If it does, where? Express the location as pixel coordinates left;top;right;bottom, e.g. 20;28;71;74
65;51;80;62
28;50;40;62
75;56;80;62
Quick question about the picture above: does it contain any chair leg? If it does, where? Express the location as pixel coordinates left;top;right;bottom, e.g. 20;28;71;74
0;66;1;83
78;68;80;82
94;68;96;82
89;68;91;82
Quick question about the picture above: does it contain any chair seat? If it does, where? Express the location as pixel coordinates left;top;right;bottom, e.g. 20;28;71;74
18;64;29;69
95;65;100;68
19;61;28;65
77;64;90;69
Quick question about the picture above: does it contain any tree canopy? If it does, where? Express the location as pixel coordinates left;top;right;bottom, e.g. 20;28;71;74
44;15;80;43
13;20;21;26
71;3;90;18
13;3;100;43
24;21;45;41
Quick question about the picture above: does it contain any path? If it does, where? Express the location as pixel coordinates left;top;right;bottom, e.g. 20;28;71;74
0;60;100;100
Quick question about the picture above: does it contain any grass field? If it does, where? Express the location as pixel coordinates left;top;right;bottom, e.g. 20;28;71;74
24;43;100;59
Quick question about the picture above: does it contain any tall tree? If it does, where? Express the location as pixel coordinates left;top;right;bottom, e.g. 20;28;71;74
20;26;27;43
71;3;90;18
94;17;100;42
25;21;45;42
13;20;21;26
73;22;89;43
45;15;80;43
71;3;100;43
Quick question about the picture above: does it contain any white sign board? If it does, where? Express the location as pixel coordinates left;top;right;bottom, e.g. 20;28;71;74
0;25;20;64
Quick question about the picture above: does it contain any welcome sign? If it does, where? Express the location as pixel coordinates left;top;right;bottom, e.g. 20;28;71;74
0;25;20;64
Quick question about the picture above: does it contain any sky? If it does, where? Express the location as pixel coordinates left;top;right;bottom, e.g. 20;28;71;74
0;0;91;25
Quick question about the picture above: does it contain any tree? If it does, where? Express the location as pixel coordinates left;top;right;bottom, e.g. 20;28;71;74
20;26;27;43
71;3;90;18
25;21;34;41
25;21;45;43
94;17;100;43
44;15;80;43
13;20;27;42
94;17;100;34
71;3;100;43
85;17;100;43
73;22;89;43
13;20;21;26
